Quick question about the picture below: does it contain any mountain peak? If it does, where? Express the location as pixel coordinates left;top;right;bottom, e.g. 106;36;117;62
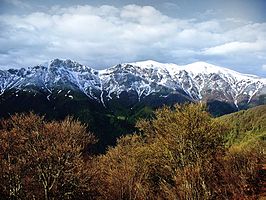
181;61;263;80
125;60;182;75
184;61;230;73
48;58;76;67
43;58;92;73
129;60;162;65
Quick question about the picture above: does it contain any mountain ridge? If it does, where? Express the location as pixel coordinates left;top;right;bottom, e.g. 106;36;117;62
0;59;265;110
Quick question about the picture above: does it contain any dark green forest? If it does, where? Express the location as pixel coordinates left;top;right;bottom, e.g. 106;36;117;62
0;89;249;152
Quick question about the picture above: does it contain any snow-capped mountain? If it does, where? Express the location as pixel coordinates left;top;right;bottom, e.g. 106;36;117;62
0;59;265;109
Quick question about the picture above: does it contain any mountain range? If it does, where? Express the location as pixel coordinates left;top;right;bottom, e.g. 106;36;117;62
0;59;265;110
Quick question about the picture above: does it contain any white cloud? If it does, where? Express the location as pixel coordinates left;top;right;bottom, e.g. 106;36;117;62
203;41;266;55
0;4;266;76
262;64;266;71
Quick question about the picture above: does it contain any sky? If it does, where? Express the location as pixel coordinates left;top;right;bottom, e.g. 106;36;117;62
0;0;266;77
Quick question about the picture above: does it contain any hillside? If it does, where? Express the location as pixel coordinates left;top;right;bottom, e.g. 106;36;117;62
218;105;266;148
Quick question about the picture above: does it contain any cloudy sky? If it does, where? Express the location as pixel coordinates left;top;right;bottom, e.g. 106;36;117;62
0;0;266;76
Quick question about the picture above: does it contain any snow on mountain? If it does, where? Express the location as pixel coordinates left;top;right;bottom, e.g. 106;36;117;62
99;60;265;107
0;59;265;108
0;59;102;100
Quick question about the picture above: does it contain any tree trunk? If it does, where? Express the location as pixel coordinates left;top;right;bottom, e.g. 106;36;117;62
44;187;49;200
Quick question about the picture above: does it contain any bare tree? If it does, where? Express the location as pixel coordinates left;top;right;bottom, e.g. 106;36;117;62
0;113;97;200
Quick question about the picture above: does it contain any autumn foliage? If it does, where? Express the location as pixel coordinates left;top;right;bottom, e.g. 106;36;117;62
0;113;97;200
0;104;263;199
95;103;263;199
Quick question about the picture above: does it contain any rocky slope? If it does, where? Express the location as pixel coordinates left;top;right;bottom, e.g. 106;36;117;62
0;59;265;110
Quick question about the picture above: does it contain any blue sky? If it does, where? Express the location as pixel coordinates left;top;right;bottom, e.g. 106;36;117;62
0;0;266;76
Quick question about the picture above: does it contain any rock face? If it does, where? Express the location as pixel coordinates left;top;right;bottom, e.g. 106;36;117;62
0;59;265;110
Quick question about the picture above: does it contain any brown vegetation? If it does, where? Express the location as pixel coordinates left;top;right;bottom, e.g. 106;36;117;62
0;104;264;199
95;104;263;199
0;113;97;200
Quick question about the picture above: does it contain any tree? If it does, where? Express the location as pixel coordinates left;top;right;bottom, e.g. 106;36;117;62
96;134;152;200
95;103;228;199
97;103;262;199
0;113;97;200
135;103;228;199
